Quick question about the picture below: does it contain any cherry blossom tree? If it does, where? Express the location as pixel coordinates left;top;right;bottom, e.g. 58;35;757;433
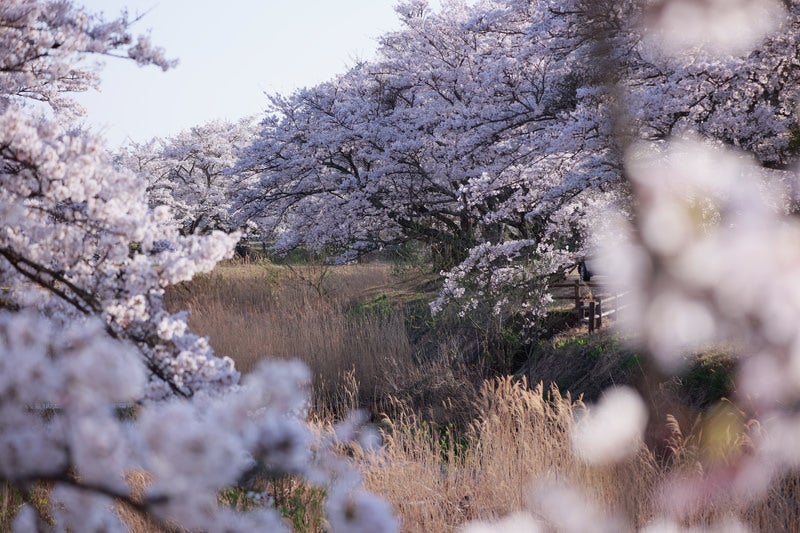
119;118;258;236
0;0;174;116
237;0;599;267
234;0;616;331
236;0;800;329
0;2;398;531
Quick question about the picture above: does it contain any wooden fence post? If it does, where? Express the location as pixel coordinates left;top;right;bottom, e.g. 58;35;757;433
588;300;596;333
596;298;602;329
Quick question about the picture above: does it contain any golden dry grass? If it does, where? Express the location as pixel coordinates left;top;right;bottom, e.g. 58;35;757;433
165;261;427;411
357;376;659;532
354;375;800;532
154;260;800;532
115;472;177;533
5;260;794;531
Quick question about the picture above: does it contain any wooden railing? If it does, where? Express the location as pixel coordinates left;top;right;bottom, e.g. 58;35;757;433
551;277;630;332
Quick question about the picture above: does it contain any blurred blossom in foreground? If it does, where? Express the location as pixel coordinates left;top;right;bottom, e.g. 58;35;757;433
460;136;800;532
603;137;797;373
603;136;800;523
643;0;786;57
325;488;400;533
640;517;751;533
459;512;541;533
529;481;629;533
571;386;648;464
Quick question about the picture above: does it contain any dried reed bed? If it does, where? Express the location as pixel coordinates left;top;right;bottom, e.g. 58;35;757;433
358;376;659;532
165;261;423;410
357;376;800;532
159;261;800;531
115;472;179;533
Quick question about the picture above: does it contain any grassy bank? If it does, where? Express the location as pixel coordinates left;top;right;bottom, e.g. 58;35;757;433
159;260;798;532
165;261;480;423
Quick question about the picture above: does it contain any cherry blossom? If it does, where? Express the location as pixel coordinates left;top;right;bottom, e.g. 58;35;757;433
0;2;398;531
236;0;800;326
119;118;258;236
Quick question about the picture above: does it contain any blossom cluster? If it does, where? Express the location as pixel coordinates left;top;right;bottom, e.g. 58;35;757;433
2;313;393;531
118;118;258;237
0;1;398;531
0;0;175;116
0;105;242;398
430;240;568;324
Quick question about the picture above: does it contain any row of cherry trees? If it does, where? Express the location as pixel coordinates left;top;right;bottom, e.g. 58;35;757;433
115;0;800;348
119;0;800;396
230;0;800;325
0;1;396;531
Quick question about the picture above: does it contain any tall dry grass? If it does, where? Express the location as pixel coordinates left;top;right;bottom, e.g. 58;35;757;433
158;260;800;532
356;375;800;532
165;261;427;411
357;376;659;532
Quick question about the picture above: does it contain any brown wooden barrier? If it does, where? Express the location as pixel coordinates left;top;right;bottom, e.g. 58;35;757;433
551;277;629;332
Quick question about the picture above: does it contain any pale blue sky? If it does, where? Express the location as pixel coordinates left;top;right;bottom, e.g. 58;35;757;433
73;1;407;146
